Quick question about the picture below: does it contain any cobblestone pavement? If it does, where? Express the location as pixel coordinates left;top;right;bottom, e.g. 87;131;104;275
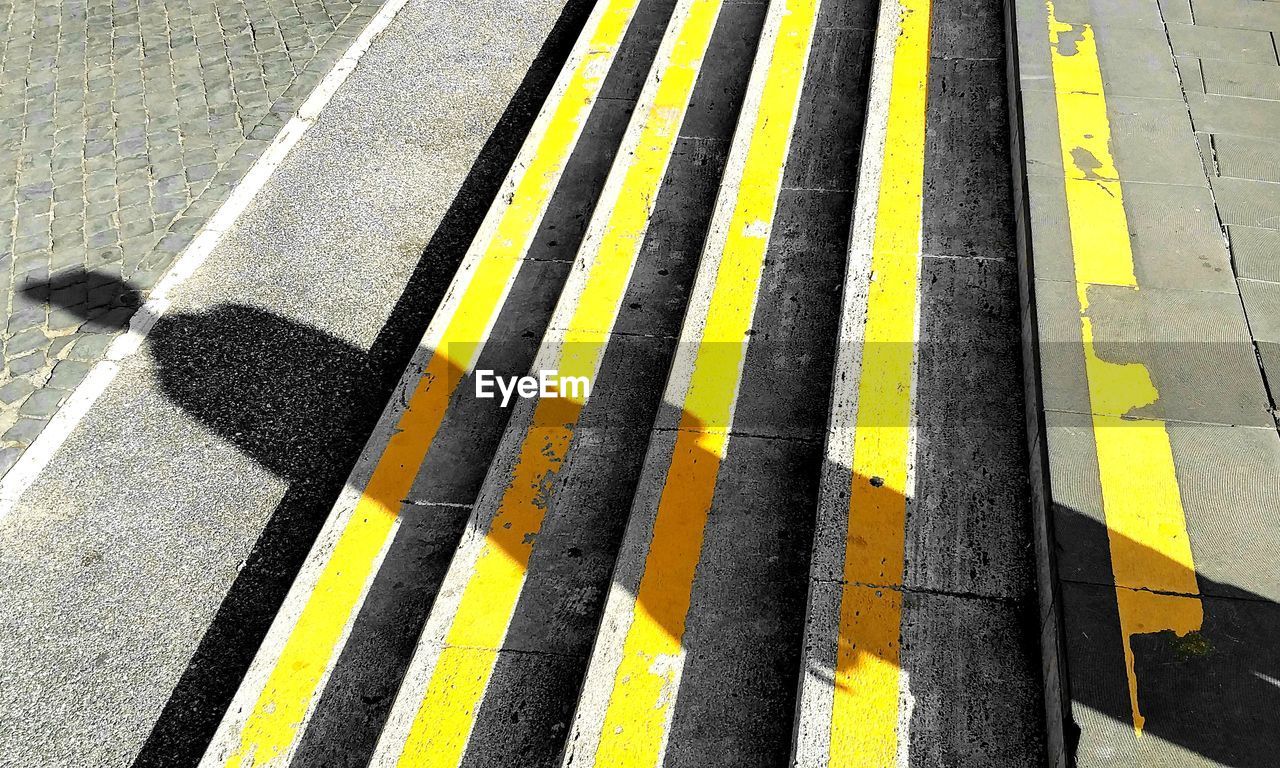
1169;0;1280;414
0;0;384;473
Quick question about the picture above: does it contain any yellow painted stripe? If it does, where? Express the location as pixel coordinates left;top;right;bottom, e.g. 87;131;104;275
1046;1;1200;737
219;2;642;763
387;2;725;764
828;0;931;764
591;2;820;764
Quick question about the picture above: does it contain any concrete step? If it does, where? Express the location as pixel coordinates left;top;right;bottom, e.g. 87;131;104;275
192;0;1045;764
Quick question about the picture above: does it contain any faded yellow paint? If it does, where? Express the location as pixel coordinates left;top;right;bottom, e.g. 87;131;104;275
388;2;726;764
1046;1;1201;736
592;1;821;764
829;0;931;763
221;1;643;764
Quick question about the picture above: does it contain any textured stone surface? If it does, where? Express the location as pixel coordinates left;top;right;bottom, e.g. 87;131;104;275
0;0;384;464
1012;0;1280;762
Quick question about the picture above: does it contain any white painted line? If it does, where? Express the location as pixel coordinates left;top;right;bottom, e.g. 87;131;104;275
0;0;416;519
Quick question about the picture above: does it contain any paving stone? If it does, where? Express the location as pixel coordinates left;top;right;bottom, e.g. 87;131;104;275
18;387;65;418
47;308;85;332
65;333;112;361
3;417;47;444
5;299;46;334
7;352;46;377
0;447;23;475
1213;133;1280;182
1187;91;1280;138
0;377;36;406
1167;22;1278;63
46;359;90;390
1213;175;1280;227
1190;0;1280;35
1202;58;1280;101
1228;225;1280;281
5;327;50;357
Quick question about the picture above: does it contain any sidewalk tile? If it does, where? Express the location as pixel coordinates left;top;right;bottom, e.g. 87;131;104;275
1202;58;1280;101
1030;178;1234;292
1228;225;1280;280
1213;175;1280;227
1020;24;1182;99
1101;96;1207;186
1063;580;1280;768
1187;91;1280;137
1036;279;1272;427
1175;55;1206;93
1048;409;1280;600
1238;277;1280;392
1213;133;1280;182
1046;0;1165;29
1168;22;1278;63
1192;0;1280;32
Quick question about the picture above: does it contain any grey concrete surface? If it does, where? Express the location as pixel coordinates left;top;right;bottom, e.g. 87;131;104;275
0;0;386;475
0;0;576;763
1008;0;1280;762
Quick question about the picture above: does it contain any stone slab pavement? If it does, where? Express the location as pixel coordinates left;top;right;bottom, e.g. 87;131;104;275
1007;0;1280;764
0;0;583;763
0;0;385;474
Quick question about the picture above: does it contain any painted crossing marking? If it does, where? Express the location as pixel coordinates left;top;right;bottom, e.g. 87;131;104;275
1046;0;1200;736
560;1;820;764
198;1;645;763
367;1;725;764
792;0;930;763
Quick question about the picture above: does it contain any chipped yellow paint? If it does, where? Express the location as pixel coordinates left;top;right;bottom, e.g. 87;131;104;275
591;1;821;764
387;1;725;764
1046;0;1201;737
219;1;643;763
829;0;931;763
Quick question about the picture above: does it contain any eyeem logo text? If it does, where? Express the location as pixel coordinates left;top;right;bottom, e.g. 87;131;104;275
474;370;591;408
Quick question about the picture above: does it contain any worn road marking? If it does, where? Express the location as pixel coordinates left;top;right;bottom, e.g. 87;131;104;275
1046;0;1201;737
560;1;820;764
368;1;725;764
792;0;930;763
198;1;644;763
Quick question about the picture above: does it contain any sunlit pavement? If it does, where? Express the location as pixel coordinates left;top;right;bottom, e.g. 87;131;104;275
1;0;1278;765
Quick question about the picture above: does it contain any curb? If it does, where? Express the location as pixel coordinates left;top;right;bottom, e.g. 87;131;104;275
1001;0;1074;765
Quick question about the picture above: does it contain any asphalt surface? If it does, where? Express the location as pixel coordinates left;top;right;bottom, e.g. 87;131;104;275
0;0;1049;765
